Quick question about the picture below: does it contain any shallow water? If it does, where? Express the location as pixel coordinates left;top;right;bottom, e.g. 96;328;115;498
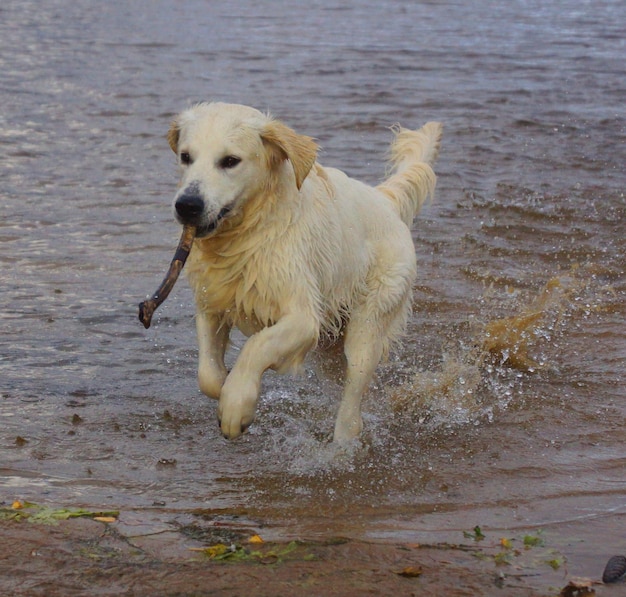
1;0;625;586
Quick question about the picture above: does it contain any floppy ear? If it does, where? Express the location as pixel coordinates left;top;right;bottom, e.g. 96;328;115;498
261;121;318;190
166;118;180;154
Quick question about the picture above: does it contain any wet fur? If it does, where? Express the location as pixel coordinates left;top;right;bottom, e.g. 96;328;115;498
167;102;442;441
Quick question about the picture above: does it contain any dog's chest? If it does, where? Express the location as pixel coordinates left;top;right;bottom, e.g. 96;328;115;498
186;244;288;327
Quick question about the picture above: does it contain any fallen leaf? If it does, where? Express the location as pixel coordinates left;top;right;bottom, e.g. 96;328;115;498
2;503;120;525
395;566;423;578
203;543;230;559
93;516;117;523
547;557;564;571
248;534;264;544
463;525;486;541
523;533;544;548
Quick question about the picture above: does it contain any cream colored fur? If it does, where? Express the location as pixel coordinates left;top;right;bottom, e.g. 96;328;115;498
167;102;442;441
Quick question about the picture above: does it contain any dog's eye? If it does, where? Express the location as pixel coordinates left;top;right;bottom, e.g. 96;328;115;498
180;152;192;165
219;155;241;169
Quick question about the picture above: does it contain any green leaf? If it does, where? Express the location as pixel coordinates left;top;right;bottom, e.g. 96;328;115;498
547;557;563;570
0;503;118;525
463;526;486;542
523;533;544;548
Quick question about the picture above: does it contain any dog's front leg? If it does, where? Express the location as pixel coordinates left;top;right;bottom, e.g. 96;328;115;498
196;312;231;399
218;314;318;439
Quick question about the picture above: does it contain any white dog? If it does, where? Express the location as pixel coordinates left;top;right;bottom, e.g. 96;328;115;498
166;102;442;441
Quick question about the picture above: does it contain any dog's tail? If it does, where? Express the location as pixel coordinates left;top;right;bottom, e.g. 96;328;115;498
377;122;442;227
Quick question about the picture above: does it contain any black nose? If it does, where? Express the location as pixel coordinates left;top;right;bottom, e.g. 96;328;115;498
175;193;204;221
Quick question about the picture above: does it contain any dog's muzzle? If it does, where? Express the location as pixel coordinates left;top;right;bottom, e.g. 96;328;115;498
174;192;232;238
175;192;204;223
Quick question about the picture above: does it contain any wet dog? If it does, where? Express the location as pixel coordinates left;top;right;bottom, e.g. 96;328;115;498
166;102;442;441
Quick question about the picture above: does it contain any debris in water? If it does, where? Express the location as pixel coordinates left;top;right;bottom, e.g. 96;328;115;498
394;565;423;577
463;526;486;542
0;502;119;525
558;578;596;597
156;458;177;467
248;534;264;544
602;554;626;584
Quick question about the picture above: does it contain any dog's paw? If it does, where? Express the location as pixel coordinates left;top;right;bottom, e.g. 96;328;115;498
217;378;258;439
217;411;254;440
333;413;363;443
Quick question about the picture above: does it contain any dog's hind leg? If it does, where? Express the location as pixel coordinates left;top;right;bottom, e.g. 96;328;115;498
334;245;415;442
334;315;385;442
196;312;231;399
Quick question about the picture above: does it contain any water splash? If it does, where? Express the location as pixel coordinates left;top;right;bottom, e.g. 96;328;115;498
388;265;606;425
229;265;613;484
482;272;588;371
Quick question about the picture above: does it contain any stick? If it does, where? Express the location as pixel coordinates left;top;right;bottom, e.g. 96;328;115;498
138;225;196;329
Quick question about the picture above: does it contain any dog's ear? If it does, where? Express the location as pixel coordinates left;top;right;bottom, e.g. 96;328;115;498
167;118;180;154
261;121;318;190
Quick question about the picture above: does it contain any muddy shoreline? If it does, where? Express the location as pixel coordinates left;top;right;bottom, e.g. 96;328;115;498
0;517;542;596
1;507;619;596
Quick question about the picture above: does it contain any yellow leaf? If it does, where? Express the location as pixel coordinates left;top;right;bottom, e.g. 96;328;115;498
93;516;117;523
204;544;230;558
12;501;23;510
248;534;264;544
395;566;423;578
500;538;513;549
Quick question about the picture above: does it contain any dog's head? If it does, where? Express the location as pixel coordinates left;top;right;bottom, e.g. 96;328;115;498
167;103;318;238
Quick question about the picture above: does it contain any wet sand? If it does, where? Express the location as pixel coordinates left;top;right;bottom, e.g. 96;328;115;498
0;515;608;597
3;500;624;596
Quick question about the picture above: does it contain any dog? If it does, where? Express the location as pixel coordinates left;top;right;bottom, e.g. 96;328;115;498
166;102;442;441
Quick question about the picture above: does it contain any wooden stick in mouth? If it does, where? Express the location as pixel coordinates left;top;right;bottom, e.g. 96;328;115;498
138;225;196;329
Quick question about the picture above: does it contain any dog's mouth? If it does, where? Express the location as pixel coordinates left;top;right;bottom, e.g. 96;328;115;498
195;206;233;238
